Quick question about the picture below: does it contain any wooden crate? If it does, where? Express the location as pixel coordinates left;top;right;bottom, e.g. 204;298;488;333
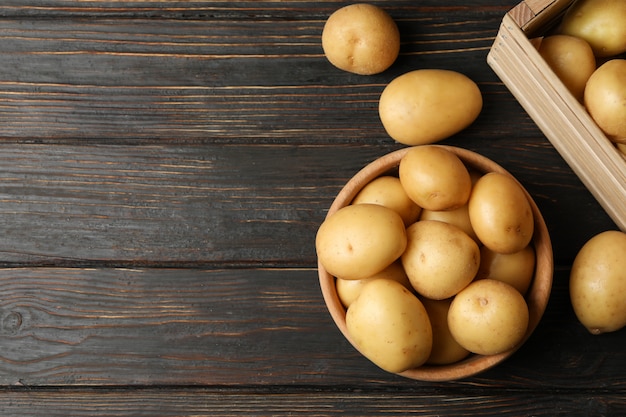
487;0;626;232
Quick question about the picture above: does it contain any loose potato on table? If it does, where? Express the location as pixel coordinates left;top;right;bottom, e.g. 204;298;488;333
321;3;400;75
378;69;482;146
570;230;626;335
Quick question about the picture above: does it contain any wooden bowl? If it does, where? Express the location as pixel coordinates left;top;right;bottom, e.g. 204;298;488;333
318;145;554;381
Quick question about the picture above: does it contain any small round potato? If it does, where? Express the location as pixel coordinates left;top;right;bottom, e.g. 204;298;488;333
419;203;478;243
378;69;482;145
399;146;472;211
321;3;400;75
316;203;407;280
468;172;534;254
402;220;480;300
476;245;535;295
538;34;597;102
346;279;433;373
448;279;529;356
336;260;411;308
352;175;422;226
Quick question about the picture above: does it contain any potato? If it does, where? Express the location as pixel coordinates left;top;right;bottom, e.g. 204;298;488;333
421;297;470;365
336;260;411;308
352;175;422;226
378;69;482;145
321;3;400;75
448;279;529;356
346;279;432;373
560;0;626;57
399;146;472;211
402;220;480;300
584;59;626;143
419;203;479;243
570;230;626;335
316;204;406;280
538;35;597;102
476;245;535;295
469;172;534;254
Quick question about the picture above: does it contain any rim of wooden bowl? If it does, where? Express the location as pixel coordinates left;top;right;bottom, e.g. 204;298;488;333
318;145;554;381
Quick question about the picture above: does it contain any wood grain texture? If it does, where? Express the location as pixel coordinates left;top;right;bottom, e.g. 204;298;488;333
0;267;623;390
0;0;623;414
0;388;624;416
0;2;512;142
0;142;612;267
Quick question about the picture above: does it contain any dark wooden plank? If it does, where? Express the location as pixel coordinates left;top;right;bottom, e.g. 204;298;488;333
0;388;624;416
0;142;614;267
0;1;515;18
0;267;624;389
0;4;523;143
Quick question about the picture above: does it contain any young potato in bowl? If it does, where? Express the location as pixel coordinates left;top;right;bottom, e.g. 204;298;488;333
315;203;407;280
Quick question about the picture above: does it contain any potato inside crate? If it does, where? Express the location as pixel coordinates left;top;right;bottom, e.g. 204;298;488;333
487;0;626;232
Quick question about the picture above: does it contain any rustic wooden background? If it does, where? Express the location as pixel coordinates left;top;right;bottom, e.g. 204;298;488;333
0;1;624;415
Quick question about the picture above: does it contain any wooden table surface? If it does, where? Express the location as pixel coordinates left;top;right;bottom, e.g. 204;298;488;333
0;1;624;415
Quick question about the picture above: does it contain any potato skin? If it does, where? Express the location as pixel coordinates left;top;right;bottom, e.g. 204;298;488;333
584;59;626;142
321;3;400;75
538;35;596;102
448;279;529;356
468;172;534;254
378;69;482;145
336;260;411;308
399;146;472;211
421;297;470;365
315;204;407;280
476;245;535;295
570;230;626;334
352;175;422;226
346;279;432;373
402;220;480;300
560;0;626;57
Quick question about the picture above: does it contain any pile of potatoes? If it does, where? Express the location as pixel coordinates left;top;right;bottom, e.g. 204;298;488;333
535;0;626;151
316;146;537;373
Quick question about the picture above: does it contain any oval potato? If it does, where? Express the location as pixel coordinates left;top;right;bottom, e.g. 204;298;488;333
469;172;534;254
570;230;626;334
336;260;411;308
560;0;626;57
352;175;422;226
316;204;407;280
584;59;626;142
538;34;596;102
346;279;432;373
399;146;472;211
378;69;482;145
